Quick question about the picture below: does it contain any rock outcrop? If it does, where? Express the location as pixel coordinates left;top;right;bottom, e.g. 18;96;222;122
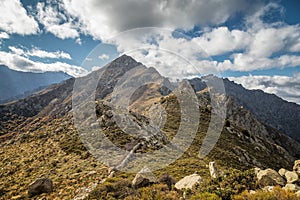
278;168;288;177
209;162;222;178
257;169;285;187
285;171;299;184
132;167;157;189
255;162;300;196
175;174;202;190
283;183;300;192
293;160;300;175
28;178;53;196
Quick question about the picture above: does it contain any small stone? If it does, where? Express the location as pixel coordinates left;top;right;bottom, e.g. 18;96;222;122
285;171;298;184
278;168;287;177
283;183;300;192
249;190;256;194
28;178;53;196
293;160;300;175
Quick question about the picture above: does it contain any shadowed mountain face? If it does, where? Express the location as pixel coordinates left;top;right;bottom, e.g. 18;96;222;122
224;78;300;142
0;55;299;199
0;65;71;104
189;76;300;143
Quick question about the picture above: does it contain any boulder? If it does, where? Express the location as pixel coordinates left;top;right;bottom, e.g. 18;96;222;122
28;178;53;196
293;160;300;175
283;183;300;192
175;174;202;190
278;168;287;177
257;168;285;187
209;162;222;178
285;171;298;184
132;167;157;188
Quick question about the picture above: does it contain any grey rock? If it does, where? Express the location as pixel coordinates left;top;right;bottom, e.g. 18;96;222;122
257;168;285;187
254;167;261;176
293;160;300;175
175;174;202;190
285;171;299;184
278;168;287;177
28;178;53;196
132;167;157;188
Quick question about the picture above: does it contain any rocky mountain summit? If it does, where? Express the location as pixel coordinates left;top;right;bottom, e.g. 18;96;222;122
0;55;300;199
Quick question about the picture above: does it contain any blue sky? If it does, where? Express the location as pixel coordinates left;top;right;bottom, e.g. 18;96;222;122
0;0;299;103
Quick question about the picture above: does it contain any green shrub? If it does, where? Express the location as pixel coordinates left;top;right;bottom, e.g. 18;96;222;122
192;169;257;200
232;186;298;200
89;178;136;199
190;192;221;200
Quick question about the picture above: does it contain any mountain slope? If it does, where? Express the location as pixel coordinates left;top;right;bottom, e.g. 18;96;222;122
0;55;299;199
189;76;300;142
0;65;71;104
224;78;300;142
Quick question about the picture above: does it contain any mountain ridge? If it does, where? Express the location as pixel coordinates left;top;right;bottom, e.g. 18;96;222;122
0;65;72;104
0;55;299;199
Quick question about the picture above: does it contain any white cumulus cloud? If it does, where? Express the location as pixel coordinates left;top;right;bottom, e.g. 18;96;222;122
8;46;71;60
0;32;9;39
0;50;87;77
229;74;300;104
54;0;263;41
0;0;39;35
98;54;109;60
36;1;80;39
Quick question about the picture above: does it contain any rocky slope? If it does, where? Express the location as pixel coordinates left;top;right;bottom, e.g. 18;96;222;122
0;55;300;199
224;78;300;142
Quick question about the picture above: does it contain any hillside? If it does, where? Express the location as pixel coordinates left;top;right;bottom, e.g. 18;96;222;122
0;65;71;104
0;55;299;199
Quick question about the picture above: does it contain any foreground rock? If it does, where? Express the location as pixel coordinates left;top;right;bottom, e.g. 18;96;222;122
132;167;157;188
285;171;299;184
175;174;202;190
283;183;300;192
28;178;53;196
278;168;287;177
257;168;285;187
293;160;300;175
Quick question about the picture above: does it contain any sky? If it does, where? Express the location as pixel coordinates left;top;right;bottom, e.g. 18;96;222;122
0;0;299;104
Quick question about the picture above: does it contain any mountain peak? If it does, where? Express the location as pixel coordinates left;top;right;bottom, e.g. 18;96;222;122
112;54;141;65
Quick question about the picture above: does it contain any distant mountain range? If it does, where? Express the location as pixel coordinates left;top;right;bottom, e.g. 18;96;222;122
189;76;300;143
0;65;71;104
